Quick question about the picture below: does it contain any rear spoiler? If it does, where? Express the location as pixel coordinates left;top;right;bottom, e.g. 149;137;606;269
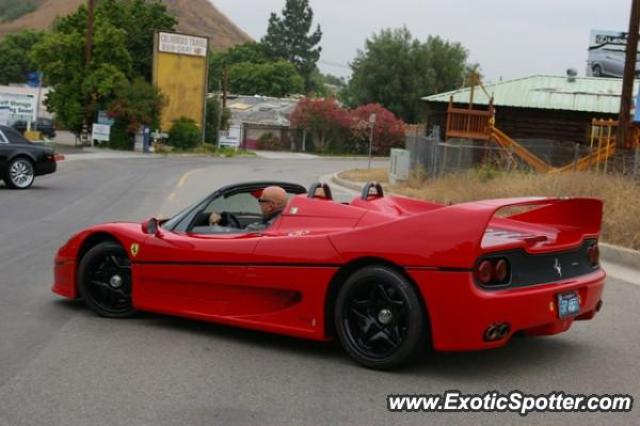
453;197;602;254
330;197;603;269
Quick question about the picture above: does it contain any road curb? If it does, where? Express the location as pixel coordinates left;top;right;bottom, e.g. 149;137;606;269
318;156;390;161
330;171;640;271
330;172;367;192
600;243;640;270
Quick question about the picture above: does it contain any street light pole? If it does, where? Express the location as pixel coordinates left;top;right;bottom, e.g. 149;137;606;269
368;113;377;169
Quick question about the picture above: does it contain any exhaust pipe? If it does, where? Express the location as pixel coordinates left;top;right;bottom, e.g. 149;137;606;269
484;322;511;341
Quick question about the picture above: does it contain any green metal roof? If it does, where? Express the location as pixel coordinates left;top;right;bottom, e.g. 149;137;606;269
422;75;640;114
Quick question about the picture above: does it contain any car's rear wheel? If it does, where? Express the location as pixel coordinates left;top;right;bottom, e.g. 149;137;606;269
78;241;135;318
334;266;427;369
5;157;35;189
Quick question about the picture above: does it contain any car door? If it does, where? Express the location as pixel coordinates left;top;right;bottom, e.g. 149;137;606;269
133;189;269;318
134;230;262;318
0;130;9;174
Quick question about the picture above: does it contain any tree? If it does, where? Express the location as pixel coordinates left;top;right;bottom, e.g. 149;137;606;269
349;104;405;155
289;98;349;152
209;42;304;97
204;96;221;144
95;0;176;80
346;27;470;123
261;0;322;91
0;30;44;85
209;42;270;91
32;19;131;133
31;0;175;136
228;61;304;97
108;77;166;148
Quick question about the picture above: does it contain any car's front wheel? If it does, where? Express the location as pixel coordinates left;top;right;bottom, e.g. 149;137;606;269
78;241;135;318
334;266;428;369
5;157;35;189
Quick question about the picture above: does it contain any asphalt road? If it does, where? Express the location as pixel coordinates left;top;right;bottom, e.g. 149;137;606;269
0;156;638;426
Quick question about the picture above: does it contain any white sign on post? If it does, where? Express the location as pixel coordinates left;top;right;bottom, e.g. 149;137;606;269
92;123;111;145
158;32;208;57
0;107;10;126
0;92;37;123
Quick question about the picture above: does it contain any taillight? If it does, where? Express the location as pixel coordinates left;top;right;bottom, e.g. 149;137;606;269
495;259;510;282
587;243;600;267
476;260;493;284
475;258;511;286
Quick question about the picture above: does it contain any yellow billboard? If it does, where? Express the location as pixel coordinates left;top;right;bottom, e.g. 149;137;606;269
153;31;209;133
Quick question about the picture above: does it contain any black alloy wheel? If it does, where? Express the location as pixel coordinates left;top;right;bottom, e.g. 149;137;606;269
335;266;428;369
78;241;135;318
5;157;35;189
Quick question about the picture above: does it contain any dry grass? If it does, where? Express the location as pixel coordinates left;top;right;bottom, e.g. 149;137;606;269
339;168;389;184
340;167;640;250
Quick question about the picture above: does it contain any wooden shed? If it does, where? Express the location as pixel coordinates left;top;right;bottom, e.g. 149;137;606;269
422;75;638;144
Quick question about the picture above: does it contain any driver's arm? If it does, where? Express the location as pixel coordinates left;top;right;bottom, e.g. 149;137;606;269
209;211;222;225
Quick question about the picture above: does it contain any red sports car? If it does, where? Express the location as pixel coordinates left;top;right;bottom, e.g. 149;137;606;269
53;181;606;369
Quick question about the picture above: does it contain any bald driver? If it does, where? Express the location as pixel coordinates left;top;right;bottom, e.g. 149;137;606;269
245;186;288;231
209;186;288;231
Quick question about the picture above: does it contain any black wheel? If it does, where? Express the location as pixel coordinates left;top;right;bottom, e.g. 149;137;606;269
334;266;428;369
78;241;135;318
5;157;35;189
592;65;602;77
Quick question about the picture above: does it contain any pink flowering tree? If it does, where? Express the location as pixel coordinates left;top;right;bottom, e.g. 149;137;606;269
349;103;405;155
289;97;350;152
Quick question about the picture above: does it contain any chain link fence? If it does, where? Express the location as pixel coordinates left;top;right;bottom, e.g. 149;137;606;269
406;130;640;179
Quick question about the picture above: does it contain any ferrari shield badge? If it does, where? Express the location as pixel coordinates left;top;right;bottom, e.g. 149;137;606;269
130;243;140;257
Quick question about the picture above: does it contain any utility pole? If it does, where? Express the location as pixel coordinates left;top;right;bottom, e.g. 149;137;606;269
618;0;640;148
82;0;97;145
85;0;96;67
222;66;229;109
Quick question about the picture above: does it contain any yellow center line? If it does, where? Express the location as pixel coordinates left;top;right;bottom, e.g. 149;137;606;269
156;166;208;218
177;169;199;188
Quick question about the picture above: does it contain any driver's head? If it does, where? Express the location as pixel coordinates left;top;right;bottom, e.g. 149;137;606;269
259;186;288;218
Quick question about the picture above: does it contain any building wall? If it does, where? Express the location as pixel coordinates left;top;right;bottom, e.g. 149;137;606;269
425;102;617;144
243;125;286;150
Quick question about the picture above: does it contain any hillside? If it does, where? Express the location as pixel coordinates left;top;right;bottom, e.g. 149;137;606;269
0;0;252;50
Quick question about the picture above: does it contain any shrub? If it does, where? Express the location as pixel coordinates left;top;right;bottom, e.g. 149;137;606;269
168;117;201;150
107;118;134;150
205;97;221;145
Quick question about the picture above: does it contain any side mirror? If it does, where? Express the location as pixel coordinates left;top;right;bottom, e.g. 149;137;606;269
141;218;161;236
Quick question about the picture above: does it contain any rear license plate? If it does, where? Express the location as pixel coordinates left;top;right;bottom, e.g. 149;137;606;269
557;291;580;318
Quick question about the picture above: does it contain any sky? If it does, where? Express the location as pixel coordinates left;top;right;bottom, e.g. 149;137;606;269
213;0;631;83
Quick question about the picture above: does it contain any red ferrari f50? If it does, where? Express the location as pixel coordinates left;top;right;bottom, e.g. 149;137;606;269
53;181;605;369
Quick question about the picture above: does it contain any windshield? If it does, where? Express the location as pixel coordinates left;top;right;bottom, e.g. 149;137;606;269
161;196;209;231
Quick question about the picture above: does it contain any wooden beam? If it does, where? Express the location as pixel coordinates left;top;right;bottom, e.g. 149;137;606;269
617;0;640;148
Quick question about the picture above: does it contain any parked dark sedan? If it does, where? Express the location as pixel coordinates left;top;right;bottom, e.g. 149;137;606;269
12;118;56;139
0;125;60;189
